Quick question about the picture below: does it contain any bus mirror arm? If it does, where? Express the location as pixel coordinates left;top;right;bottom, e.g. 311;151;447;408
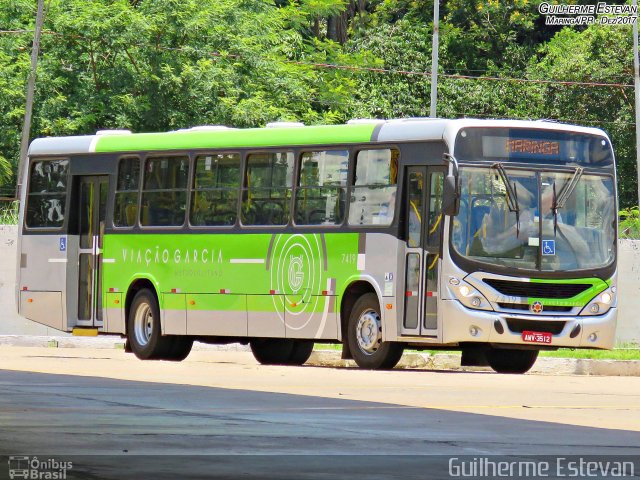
442;174;460;217
443;153;459;176
442;154;460;216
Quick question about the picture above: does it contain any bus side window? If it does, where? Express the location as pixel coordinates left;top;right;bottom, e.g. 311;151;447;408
295;150;348;225
140;156;189;227
113;157;140;227
348;148;399;226
242;152;294;226
191;153;240;226
25;158;69;229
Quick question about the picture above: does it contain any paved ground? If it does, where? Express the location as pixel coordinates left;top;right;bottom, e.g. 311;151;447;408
0;346;639;479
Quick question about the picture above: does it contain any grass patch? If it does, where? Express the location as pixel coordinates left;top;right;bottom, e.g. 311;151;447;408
540;348;640;361
314;344;640;360
0;200;18;224
619;207;640;239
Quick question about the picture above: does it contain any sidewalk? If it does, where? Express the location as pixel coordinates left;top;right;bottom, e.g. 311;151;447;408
1;335;639;376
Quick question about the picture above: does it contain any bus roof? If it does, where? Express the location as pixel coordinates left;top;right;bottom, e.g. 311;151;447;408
27;118;609;156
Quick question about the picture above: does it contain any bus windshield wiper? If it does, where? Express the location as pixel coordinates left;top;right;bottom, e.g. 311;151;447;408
492;163;521;237
551;166;583;237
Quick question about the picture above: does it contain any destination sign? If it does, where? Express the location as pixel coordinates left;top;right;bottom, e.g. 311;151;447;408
506;139;560;156
456;127;614;167
483;136;562;160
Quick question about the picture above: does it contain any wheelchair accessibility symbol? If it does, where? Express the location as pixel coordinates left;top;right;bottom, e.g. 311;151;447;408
542;240;555;256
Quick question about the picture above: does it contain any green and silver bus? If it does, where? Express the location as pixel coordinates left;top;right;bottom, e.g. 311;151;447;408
16;118;618;373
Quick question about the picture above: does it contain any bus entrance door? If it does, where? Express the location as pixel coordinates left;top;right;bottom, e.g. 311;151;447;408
75;176;108;327
401;166;444;337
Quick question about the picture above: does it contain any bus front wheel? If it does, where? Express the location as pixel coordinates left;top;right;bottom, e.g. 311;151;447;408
347;293;404;370
486;347;539;374
127;288;174;360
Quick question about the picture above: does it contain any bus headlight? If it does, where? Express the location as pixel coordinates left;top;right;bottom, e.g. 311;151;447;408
580;288;615;316
451;281;493;311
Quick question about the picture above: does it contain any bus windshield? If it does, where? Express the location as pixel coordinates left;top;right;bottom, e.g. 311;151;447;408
451;165;616;272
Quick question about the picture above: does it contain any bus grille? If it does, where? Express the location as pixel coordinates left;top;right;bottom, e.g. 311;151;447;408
498;303;573;312
505;319;566;335
484;279;591;299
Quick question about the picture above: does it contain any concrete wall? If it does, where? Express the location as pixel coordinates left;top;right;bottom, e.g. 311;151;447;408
617;240;640;344
1;226;638;344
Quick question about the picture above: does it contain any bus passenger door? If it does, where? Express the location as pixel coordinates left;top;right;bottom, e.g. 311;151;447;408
401;166;444;336
76;176;108;327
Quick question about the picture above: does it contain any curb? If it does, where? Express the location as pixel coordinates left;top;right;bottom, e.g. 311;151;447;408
0;336;638;376
308;351;640;376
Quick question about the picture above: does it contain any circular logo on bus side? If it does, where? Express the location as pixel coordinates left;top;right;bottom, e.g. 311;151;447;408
268;234;324;324
530;301;543;314
288;255;305;292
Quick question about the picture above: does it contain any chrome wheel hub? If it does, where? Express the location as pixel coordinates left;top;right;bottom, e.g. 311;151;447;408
356;308;382;355
133;303;153;347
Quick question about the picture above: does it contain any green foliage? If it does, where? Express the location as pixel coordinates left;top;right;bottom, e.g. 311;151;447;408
619;207;640;239
0;200;18;224
530;24;636;206
443;0;552;72
0;0;638;209
0;155;12;188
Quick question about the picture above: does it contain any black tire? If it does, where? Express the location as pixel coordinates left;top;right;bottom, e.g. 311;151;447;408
287;340;314;365
347;292;404;370
486;348;539;374
127;288;173;360
250;339;295;365
163;336;194;361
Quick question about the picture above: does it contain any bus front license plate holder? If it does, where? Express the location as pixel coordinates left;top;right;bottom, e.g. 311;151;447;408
521;330;552;344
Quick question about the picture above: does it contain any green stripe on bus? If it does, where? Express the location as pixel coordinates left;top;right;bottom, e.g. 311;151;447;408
527;277;608;307
102;232;361;311
94;124;378;153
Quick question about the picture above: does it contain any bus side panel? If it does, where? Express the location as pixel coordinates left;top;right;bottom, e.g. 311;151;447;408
19;291;64;331
103;232;361;341
284;293;337;339
364;233;401;342
187;293;247;336
247;295;285;338
105;292;125;333
18;234;68;331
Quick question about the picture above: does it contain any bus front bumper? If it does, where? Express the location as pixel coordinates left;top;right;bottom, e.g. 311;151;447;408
440;299;617;350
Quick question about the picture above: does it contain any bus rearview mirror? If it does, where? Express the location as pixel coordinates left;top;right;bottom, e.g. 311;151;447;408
442;174;460;216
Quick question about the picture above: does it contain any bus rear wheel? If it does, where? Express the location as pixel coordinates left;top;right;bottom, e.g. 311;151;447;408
486;347;539;374
288;340;314;365
347;293;404;370
127;288;173;360
250;339;314;365
164;336;194;361
250;339;294;365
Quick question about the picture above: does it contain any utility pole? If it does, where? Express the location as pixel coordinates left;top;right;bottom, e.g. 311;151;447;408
634;0;640;207
430;0;440;117
16;0;46;199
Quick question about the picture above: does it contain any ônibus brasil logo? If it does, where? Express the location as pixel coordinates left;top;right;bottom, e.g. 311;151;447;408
530;301;544;314
8;456;73;479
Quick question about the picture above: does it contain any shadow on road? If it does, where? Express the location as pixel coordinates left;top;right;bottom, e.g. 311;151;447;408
0;369;638;479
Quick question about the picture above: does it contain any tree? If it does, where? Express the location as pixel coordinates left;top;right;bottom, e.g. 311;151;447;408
531;24;636;206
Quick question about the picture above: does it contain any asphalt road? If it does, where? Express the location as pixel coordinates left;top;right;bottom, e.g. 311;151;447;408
0;346;639;479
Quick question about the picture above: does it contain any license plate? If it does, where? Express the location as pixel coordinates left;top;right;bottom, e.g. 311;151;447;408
521;330;552;344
